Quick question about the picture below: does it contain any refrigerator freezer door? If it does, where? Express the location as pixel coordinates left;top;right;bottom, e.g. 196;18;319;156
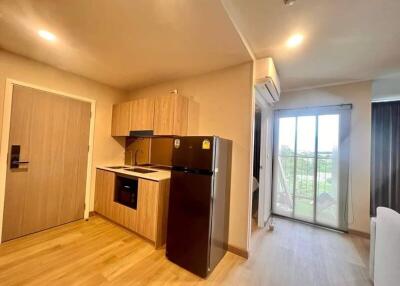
172;136;215;171
166;170;213;278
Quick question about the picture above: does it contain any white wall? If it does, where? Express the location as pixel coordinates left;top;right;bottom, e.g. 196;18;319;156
276;81;372;233
373;74;400;101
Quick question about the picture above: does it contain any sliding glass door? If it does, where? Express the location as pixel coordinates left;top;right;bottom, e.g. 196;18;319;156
272;105;351;230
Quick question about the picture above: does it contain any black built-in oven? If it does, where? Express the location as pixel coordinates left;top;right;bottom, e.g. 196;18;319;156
115;175;138;209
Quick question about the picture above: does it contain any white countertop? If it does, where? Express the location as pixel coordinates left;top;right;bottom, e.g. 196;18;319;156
97;165;171;182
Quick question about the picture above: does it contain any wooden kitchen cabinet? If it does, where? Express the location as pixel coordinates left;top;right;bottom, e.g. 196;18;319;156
153;94;188;136
94;169;115;218
130;97;155;131
94;169;137;232
111;102;131;136
136;179;158;241
136;179;170;247
111;98;155;136
111;95;188;136
94;169;169;248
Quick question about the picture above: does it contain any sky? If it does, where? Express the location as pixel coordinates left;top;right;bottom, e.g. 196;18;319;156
279;114;339;154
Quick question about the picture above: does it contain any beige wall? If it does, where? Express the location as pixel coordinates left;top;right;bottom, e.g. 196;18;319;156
128;63;254;250
0;50;126;211
276;81;372;233
0;50;254;250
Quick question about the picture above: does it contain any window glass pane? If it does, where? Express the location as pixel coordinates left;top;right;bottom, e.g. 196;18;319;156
278;117;296;156
273;117;295;216
294;116;316;221
316;115;340;227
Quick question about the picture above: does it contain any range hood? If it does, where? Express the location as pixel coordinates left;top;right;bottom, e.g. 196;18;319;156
128;130;177;138
129;130;154;137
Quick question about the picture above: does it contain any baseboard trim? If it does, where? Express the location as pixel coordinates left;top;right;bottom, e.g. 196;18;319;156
228;245;249;259
348;229;370;239
91;212;158;246
92;211;249;257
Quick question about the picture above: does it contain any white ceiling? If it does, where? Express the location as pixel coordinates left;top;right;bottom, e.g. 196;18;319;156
224;0;400;91
2;0;400;92
0;0;251;90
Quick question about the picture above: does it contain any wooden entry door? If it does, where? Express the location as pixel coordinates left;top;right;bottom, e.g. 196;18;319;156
2;85;91;241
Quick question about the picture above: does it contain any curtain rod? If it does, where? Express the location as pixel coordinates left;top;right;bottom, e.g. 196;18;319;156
275;103;353;112
371;97;400;103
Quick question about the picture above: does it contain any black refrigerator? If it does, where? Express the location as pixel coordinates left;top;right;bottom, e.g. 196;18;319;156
166;136;232;278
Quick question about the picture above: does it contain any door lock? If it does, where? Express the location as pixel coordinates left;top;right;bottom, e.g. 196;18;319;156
10;145;29;169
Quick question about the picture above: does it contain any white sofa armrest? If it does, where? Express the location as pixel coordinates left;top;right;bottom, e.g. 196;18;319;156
370;217;376;281
374;207;400;286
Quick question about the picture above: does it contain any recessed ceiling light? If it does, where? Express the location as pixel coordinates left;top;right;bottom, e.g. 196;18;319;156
38;30;56;42
284;0;296;6
287;34;303;48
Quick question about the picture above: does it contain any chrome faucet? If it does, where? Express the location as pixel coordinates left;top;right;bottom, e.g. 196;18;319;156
134;149;143;166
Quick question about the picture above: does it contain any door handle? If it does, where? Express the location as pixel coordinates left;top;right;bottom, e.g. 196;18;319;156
12;161;29;164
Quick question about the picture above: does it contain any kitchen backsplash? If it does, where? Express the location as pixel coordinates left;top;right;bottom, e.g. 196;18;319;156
150;137;173;166
125;137;174;166
125;137;151;165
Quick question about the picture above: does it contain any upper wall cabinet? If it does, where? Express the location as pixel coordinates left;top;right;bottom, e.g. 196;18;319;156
111;98;155;136
112;101;131;136
111;95;188;137
130;98;155;131
153;94;188;136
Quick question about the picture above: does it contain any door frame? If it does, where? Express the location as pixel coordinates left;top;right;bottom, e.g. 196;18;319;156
271;105;352;231
0;79;96;243
254;91;273;228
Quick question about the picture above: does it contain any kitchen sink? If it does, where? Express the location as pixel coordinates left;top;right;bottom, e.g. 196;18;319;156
107;166;129;169
150;165;172;171
125;168;157;174
137;163;153;167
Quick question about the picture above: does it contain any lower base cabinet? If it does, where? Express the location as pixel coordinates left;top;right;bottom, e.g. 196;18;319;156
94;169;170;248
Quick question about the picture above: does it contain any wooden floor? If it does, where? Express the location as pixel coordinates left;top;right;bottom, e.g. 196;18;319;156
0;216;372;286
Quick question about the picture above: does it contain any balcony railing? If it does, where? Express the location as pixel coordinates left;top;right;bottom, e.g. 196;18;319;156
276;152;337;212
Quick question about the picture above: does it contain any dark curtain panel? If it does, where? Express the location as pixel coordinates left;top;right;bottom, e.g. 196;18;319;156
371;101;400;216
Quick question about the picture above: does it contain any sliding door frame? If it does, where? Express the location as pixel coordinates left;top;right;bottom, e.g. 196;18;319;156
0;79;96;243
255;92;274;228
272;104;352;231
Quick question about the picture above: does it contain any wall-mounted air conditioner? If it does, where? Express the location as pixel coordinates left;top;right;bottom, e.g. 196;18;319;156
254;58;281;105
